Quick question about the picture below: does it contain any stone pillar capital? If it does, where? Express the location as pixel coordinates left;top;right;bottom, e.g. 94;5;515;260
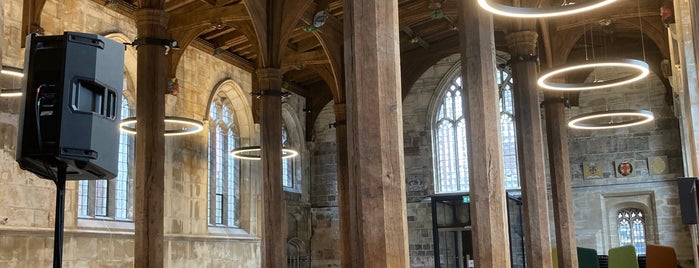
136;9;169;33
506;30;538;57
255;68;283;95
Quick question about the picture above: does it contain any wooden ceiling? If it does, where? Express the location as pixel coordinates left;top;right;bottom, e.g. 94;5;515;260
42;0;668;128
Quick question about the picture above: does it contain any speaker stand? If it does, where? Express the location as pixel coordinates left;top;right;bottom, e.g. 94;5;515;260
52;164;67;268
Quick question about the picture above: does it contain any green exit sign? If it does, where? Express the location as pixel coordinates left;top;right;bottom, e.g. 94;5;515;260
462;196;470;203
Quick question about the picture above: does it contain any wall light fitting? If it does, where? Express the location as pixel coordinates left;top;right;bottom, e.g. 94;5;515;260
537;59;649;91
477;0;616;18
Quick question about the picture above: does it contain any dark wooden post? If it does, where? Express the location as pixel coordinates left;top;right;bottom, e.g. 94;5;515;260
457;0;511;266
134;8;168;268
507;30;553;268
257;68;287;267
343;0;410;266
544;98;579;268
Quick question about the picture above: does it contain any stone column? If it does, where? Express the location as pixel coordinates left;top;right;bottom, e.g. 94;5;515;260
333;102;357;268
544;97;578;268
257;68;286;267
506;30;553;268
134;8;168;268
343;0;409;266
457;0;511;266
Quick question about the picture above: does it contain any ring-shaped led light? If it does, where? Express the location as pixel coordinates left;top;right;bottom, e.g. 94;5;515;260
477;0;616;18
538;59;649;91
230;146;299;160
0;88;22;97
568;109;654;130
1;66;24;78
119;116;204;136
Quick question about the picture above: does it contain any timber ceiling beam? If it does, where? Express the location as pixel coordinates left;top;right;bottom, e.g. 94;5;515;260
164;0;201;12
300;2;343;103
401;34;459;99
168;5;249;31
21;0;47;46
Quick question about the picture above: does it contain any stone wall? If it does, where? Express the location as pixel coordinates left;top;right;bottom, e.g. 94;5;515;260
566;70;693;266
0;0;267;266
309;101;340;267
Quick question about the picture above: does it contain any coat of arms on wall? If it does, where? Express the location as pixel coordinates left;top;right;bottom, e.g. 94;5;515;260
648;156;669;175
583;162;603;179
615;159;635;177
407;178;425;191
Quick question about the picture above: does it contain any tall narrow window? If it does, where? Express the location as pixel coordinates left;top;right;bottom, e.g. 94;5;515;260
617;208;646;254
497;67;520;189
208;101;240;227
433;66;519;193
282;124;294;188
78;96;133;220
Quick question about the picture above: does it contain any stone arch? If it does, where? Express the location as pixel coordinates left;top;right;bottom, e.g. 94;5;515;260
205;78;255;141
602;192;658;252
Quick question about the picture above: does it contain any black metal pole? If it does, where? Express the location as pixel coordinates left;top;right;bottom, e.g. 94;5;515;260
53;164;67;268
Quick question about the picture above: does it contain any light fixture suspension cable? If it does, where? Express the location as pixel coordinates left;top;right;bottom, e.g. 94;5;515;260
637;0;647;62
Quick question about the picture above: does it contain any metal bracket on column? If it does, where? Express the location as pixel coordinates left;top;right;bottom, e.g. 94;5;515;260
128;38;180;55
329;120;346;129
540;97;571;108
509;54;539;64
251;90;292;99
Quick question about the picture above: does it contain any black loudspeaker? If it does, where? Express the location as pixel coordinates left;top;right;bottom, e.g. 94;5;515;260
16;32;124;181
678;177;698;224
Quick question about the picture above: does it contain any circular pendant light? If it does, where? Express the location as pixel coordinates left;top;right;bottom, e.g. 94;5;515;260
230;146;299;160
477;0;617;18
120;116;204;136
1;66;24;98
537;59;649;91
568;109;654;130
1;66;24;78
0;88;22;97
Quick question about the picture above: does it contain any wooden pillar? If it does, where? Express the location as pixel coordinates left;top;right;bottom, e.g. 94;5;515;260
507;30;553;268
457;0;511;266
544;98;578;268
0;1;3;63
134;8;168;268
257;68;286;267
343;0;409;266
333;103;357;268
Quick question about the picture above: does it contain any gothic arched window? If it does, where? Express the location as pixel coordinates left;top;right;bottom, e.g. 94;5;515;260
208;101;240;227
78;95;134;220
618;208;646;254
433;66;520;193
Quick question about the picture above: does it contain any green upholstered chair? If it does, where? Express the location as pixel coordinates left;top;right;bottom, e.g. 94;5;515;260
645;244;678;268
577;247;600;268
608;245;639;268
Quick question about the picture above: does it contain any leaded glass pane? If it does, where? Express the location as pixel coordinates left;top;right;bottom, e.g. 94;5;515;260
95;180;108;217
618;208;646;255
434;67;518;193
115;97;130;219
78;180;88;217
